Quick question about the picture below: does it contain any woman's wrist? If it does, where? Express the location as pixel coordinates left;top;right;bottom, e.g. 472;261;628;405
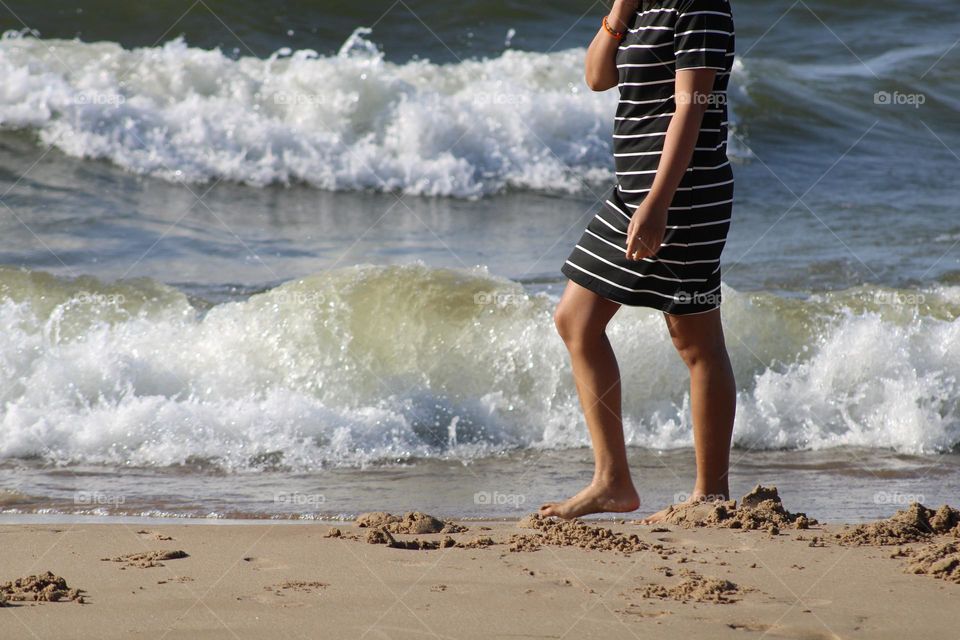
642;191;673;216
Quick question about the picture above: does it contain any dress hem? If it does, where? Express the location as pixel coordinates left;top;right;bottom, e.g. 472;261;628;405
561;263;720;316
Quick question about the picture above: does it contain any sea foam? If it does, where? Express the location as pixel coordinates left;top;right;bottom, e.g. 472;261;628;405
0;28;754;197
0;265;958;470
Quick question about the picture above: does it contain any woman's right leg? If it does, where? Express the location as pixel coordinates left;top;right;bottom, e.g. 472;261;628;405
539;280;640;519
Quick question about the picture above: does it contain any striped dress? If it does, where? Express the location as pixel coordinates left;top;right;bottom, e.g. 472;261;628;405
562;0;735;315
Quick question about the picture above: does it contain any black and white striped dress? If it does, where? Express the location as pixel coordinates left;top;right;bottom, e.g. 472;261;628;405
562;0;735;315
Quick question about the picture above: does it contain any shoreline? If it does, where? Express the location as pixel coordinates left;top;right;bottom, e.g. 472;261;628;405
2;506;957;639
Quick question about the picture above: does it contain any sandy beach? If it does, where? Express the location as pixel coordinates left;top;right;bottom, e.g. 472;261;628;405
2;490;958;639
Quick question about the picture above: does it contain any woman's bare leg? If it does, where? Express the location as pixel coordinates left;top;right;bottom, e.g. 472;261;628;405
640;307;736;524
539;281;640;519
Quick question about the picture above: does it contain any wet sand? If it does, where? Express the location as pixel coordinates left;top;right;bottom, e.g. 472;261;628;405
1;494;957;639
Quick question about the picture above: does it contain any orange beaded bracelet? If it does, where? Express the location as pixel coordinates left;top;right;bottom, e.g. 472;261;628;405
602;15;625;40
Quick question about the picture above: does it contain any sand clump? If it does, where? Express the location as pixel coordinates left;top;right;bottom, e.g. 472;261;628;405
836;503;960;546
365;527;458;550
356;511;468;535
637;569;743;604
457;536;496;549
652;485;816;531
101;550;189;568
903;542;960;583
0;572;85;605
363;525;495;551
356;511;481;550
510;514;659;555
324;527;361;541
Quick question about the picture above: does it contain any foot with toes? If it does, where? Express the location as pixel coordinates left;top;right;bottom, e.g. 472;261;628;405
539;481;641;520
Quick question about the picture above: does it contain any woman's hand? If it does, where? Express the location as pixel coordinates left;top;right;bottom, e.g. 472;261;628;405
624;200;668;261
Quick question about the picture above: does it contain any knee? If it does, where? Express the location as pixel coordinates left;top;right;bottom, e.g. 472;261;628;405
554;304;592;351
553;304;576;345
671;335;727;370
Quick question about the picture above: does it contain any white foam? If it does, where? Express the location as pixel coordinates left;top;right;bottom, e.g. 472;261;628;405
0;30;620;197
0;265;958;469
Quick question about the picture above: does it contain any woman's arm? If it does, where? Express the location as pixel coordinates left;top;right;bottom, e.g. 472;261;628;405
584;0;639;91
624;68;717;260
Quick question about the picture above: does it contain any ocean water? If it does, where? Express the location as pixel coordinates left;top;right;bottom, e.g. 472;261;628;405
0;0;958;522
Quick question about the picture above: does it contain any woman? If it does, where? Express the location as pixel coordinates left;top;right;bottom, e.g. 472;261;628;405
541;0;737;522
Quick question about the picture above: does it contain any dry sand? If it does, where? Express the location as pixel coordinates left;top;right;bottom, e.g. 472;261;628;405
0;491;956;639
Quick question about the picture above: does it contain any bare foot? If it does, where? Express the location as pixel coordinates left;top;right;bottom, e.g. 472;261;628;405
638;492;727;525
539;481;640;520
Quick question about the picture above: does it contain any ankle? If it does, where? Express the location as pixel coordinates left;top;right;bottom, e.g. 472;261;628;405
593;470;635;490
690;487;729;502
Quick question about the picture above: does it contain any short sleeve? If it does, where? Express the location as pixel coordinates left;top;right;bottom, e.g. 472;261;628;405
674;0;733;71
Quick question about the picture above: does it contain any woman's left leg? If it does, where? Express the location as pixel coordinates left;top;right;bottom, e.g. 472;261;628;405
539;280;640;519
641;307;736;523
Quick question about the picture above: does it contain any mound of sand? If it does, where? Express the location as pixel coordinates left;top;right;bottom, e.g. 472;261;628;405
637;569;743;604
836;503;960;546
0;572;84;604
101;550;189;568
510;514;658;555
355;511;467;534
904;542;960;583
652;485;815;531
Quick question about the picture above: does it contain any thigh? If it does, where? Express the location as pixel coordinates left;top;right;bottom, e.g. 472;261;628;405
556;280;622;335
662;307;727;353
